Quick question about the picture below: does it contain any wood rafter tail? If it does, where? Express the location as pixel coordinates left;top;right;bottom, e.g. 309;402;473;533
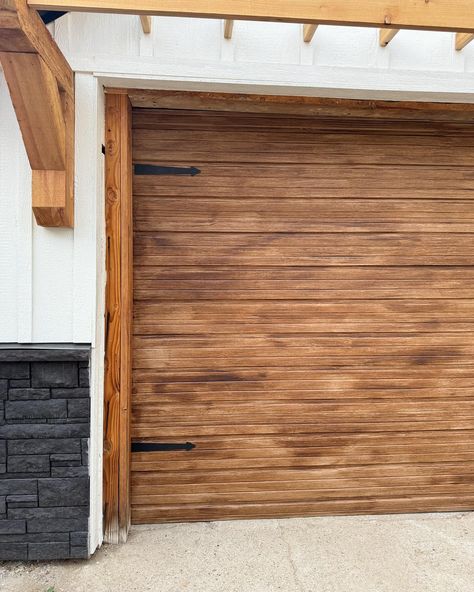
455;32;474;50
223;18;233;39
303;23;317;43
379;28;400;46
139;14;151;33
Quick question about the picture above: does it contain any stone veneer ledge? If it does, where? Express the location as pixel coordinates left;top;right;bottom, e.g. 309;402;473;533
0;347;91;561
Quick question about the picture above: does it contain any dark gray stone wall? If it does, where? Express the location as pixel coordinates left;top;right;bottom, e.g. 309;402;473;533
0;347;90;561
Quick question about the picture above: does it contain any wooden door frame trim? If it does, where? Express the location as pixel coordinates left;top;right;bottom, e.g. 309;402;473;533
103;92;133;544
106;87;474;121
102;86;474;543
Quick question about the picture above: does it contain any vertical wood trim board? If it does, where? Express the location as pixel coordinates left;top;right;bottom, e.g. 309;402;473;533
103;92;133;544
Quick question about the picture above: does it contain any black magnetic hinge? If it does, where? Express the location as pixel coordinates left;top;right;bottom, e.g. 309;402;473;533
131;442;196;452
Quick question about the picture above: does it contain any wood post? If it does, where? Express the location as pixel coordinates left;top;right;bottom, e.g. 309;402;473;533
103;93;133;544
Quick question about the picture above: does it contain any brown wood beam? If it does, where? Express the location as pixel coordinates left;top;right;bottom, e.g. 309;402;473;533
104;92;133;544
0;0;74;227
28;0;474;33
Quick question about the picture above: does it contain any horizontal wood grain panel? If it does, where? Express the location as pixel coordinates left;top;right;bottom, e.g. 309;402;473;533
132;460;474;483
131;495;474;523
132;419;474;438
133;140;473;167
134;299;474;334
131;483;474;506
131;430;474;451
133;198;474;233
132;110;474;135
132;333;474;371
130;440;474;464
134;266;474;300
133;165;474;194
132;128;474;149
134;233;474;267
131;107;474;523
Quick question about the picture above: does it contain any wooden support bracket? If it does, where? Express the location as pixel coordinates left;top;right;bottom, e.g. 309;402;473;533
0;0;74;227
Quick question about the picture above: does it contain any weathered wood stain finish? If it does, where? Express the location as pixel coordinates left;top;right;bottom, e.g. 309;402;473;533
131;108;474;523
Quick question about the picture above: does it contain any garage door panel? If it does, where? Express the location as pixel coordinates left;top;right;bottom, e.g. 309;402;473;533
132;401;474;427
133;166;474;197
134;299;474;335
134;233;474;267
132;333;474;354
132;471;474;496
132;496;474;524
132;109;474;135
134;266;474;300
133;419;474;439
133;389;474;405
131;108;474;523
131;483;474;510
134;197;474;234
132;334;474;370
133;127;474;149
129;431;474;451
133;460;474;484
133;139;471;167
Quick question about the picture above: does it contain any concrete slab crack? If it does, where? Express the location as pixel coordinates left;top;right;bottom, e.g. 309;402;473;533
278;522;305;592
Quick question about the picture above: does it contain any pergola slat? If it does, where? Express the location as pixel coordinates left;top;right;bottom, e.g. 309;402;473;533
27;0;474;33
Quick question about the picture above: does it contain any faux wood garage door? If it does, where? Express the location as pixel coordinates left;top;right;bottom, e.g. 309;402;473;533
131;107;474;524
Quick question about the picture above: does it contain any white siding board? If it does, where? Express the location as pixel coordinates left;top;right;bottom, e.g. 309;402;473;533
32;226;74;343
0;74;28;343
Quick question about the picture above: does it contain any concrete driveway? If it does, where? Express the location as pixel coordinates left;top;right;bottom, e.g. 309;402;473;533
1;512;473;592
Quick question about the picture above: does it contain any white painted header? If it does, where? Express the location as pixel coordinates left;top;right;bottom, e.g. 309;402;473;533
2;14;474;344
56;14;474;101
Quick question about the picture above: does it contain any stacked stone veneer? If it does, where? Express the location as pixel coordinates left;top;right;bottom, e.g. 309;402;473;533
0;348;90;561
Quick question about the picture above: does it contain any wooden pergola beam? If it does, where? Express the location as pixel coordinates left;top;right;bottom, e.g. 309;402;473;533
27;0;474;33
379;28;400;46
0;0;74;227
303;23;317;43
455;32;474;51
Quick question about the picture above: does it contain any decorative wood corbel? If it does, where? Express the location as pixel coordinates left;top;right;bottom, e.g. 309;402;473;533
0;0;74;227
